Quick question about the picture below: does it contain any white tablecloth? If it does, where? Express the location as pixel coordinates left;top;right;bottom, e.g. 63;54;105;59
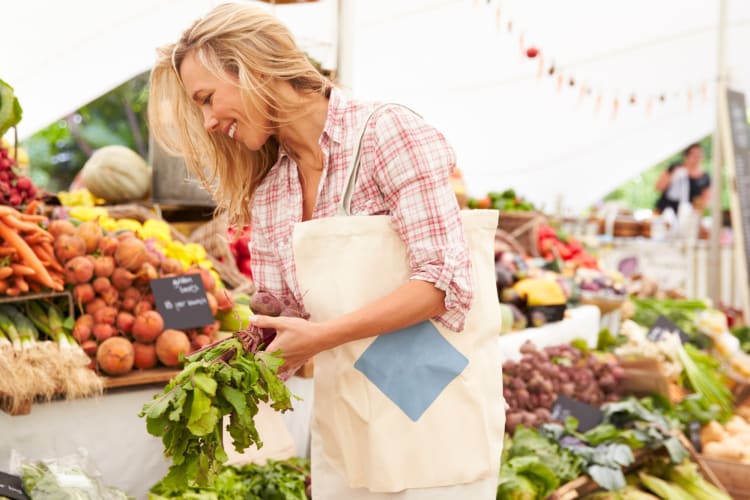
497;304;601;361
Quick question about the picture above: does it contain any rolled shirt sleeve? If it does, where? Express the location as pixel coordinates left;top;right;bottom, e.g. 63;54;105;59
369;106;473;332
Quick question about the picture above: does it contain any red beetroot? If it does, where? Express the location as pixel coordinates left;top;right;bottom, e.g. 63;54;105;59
73;283;95;305
121;297;137;312
81;340;98;356
99;287;120;307
132;310;164;343
215;289;234;313
85;298;106;316
93;256;115;278
65;256;94;284
92;323;116;342
98;236;119;256
92;277;111;294
133;342;158;369
155;329;191;367
54;234;86;263
72;324;92;343
116;311;136;335
111;268;135;290
133;301;153;316
191;334;212;351
93;306;118;326
115;238;148;271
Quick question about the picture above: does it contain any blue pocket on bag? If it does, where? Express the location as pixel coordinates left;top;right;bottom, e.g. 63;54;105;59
354;320;468;422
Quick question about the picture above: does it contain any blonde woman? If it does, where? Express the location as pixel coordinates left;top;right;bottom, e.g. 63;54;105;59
149;3;503;498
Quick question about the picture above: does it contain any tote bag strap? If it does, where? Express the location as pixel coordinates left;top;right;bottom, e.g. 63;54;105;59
337;103;421;216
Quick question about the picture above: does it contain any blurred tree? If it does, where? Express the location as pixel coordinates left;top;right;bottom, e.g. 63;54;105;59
23;71;150;193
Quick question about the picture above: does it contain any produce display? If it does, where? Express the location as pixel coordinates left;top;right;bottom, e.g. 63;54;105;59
502;341;624;432
45;214;237;375
0;301;102;414
537;224;599;269
498;397;729;499
468;189;536;211
0;204;63;295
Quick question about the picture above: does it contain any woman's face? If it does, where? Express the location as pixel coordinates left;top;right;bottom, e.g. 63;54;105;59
179;51;271;151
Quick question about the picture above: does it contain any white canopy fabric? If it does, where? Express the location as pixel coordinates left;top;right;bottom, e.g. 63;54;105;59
3;0;750;211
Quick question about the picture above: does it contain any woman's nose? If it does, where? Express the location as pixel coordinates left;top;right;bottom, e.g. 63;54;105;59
203;112;219;132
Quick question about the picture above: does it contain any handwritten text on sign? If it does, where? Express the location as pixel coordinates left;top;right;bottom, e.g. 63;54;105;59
150;274;214;331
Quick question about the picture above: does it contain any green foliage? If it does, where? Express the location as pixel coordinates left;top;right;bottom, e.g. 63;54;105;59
22;71;150;192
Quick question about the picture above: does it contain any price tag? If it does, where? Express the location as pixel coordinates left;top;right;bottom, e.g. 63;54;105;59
150;274;214;331
0;471;29;500
646;316;689;344
689;421;702;453
551;395;603;432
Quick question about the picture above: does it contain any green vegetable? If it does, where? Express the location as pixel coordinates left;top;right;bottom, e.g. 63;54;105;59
21;460;133;499
0;79;22;137
150;458;310;500
677;343;733;419
140;329;295;491
508;427;583;484
666;460;731;500
630;297;710;348
639;471;693;500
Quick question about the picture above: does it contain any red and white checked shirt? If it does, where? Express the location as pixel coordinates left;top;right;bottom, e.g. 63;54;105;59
250;88;473;331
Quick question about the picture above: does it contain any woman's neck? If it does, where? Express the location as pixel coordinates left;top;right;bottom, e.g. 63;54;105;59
275;87;330;167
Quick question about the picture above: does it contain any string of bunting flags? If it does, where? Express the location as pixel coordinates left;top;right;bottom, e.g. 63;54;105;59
472;0;713;120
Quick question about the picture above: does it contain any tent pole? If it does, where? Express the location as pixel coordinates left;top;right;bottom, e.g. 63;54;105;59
708;0;728;306
336;0;356;90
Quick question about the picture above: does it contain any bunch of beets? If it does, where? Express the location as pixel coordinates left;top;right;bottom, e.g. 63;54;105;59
0;146;37;207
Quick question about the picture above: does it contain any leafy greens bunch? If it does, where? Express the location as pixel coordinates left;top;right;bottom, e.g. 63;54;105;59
140;326;294;491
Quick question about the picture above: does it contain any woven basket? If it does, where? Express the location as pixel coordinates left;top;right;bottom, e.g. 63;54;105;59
189;215;256;295
497;211;546;257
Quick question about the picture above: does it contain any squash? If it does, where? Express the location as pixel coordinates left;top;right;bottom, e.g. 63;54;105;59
81;145;152;203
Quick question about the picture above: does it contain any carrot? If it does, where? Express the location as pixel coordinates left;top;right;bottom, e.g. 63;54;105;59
28;281;41;292
0;206;20;217
23;231;53;245
14;276;29;293
0;220;60;291
10;263;35;276
0;246;16;256
0;267;12;280
19;214;48;223
1;214;41;234
5;287;20;297
32;245;63;272
0;280;7;293
24;200;39;215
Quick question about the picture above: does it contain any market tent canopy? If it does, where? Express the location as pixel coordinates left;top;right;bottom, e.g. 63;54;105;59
3;0;750;211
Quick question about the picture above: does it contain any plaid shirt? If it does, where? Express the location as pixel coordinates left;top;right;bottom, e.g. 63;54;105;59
250;88;473;331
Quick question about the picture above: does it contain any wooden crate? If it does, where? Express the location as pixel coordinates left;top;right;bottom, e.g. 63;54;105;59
701;457;750;500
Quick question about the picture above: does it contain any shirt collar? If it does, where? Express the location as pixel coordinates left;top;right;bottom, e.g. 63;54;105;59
277;86;345;161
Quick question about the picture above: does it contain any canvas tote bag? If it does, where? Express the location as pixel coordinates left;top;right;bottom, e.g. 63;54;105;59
292;105;505;495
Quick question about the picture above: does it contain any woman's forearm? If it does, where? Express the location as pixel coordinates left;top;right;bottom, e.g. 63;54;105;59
318;279;447;351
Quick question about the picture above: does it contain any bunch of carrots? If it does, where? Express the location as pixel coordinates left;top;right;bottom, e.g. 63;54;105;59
0;201;64;295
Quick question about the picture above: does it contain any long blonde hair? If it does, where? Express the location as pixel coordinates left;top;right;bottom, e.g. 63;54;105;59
148;2;331;225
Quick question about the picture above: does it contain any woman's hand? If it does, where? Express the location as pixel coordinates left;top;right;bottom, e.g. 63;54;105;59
250;315;328;378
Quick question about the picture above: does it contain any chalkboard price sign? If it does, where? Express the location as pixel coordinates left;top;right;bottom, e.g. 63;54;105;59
551;395;604;432
150;274;215;331
0;471;28;500
728;90;750;290
646;315;689;344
